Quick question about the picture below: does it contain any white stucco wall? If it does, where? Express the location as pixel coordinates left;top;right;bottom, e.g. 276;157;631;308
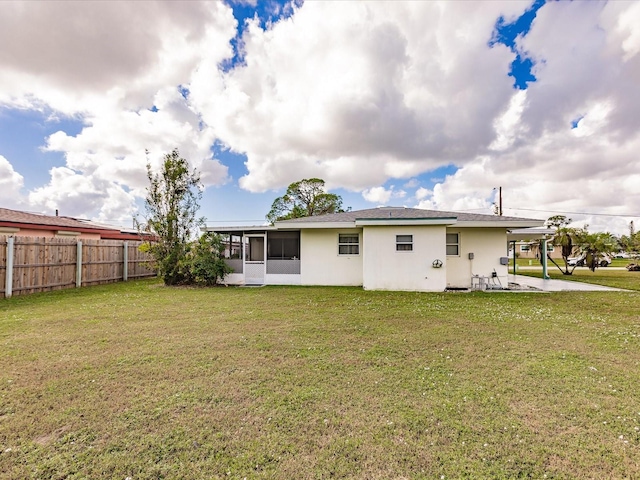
362;225;448;292
222;272;245;285
446;228;509;288
300;229;363;286
265;274;301;285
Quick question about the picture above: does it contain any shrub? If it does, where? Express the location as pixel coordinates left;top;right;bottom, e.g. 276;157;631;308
183;233;233;286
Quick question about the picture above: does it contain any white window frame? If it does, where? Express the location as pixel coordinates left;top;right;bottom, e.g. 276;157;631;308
446;233;459;256
338;233;360;255
396;234;413;251
520;244;531;252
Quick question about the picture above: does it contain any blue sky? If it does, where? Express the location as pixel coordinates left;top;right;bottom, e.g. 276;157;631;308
1;0;638;234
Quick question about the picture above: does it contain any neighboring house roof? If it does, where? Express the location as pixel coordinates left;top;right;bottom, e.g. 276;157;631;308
276;207;544;229
0;207;151;240
0;208;102;231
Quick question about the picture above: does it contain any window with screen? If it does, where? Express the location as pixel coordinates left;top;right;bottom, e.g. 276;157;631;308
396;234;413;251
267;231;300;259
338;233;359;255
446;233;459;256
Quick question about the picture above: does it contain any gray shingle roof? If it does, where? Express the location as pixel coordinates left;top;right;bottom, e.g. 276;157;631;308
277;207;541;224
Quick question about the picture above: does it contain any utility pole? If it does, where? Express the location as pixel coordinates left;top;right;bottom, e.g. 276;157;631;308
494;187;503;216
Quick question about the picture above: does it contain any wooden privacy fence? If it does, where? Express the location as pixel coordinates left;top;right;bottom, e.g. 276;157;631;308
0;235;156;298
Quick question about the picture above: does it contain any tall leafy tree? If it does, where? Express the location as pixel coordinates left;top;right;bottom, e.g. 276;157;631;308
266;178;345;224
141;149;203;285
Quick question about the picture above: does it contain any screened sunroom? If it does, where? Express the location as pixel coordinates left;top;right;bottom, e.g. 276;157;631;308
214;227;301;285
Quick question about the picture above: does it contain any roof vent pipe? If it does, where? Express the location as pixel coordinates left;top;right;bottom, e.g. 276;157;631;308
55;209;59;216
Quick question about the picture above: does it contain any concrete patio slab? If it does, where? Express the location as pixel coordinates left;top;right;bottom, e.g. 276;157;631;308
507;274;625;292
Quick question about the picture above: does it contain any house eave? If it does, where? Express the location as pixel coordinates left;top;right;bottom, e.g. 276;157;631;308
203;225;277;234
507;227;555;242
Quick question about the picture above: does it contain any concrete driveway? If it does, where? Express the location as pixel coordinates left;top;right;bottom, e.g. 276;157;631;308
507;274;625;292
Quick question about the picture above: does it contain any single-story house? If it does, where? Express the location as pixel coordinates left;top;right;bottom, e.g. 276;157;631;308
206;207;544;291
0;207;151;241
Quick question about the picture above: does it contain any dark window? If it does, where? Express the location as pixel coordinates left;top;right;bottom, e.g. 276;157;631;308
247;236;265;261
396;234;413;251
267;231;300;259
338;233;359;255
222;234;243;259
446;233;459;256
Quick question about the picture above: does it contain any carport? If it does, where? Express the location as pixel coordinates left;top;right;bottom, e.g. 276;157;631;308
507;227;554;279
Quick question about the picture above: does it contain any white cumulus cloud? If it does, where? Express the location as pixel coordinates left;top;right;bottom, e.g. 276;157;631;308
0;1;236;224
0;155;24;207
197;1;530;192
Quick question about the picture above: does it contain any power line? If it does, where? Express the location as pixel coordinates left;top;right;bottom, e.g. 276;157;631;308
505;207;640;218
204;219;267;224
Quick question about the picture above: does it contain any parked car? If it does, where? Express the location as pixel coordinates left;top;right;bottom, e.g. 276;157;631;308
567;254;611;267
615;252;631;259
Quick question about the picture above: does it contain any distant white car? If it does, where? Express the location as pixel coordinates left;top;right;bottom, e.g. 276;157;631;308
567;255;611;267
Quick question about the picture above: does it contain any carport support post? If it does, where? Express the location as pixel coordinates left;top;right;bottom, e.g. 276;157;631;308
512;241;517;274
5;236;14;298
542;238;550;279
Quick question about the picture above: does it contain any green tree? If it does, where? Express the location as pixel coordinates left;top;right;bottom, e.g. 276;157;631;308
576;231;617;272
545;215;582;275
183;232;233;286
266;178;345;224
546;214;572;229
141;149;203;285
619;221;640;257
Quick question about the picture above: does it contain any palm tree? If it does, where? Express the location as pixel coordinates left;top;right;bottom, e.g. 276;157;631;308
548;226;582;275
545;215;581;275
575;232;617;272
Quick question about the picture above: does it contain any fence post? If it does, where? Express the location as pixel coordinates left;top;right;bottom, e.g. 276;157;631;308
76;240;82;288
123;241;128;281
5;236;14;298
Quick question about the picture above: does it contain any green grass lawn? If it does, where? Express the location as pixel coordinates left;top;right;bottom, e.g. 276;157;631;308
2;280;639;479
519;265;640;291
509;257;633;268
